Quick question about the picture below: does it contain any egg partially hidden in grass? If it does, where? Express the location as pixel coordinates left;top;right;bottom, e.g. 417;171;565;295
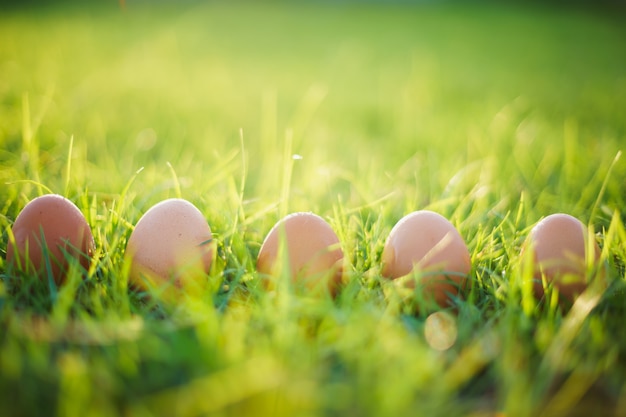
523;213;602;303
381;210;471;308
6;194;95;284
256;212;344;295
125;198;213;299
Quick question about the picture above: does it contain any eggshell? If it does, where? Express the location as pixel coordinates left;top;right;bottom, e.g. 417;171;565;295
381;210;471;308
6;194;95;284
523;213;601;302
256;212;344;295
125;198;213;296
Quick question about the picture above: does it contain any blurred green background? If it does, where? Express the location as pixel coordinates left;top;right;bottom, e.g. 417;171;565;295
1;1;625;416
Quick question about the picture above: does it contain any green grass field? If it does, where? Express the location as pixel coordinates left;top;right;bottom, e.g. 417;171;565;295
1;1;626;416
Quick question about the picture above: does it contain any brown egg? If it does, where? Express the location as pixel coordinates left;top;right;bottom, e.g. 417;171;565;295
6;194;95;284
256;212;344;295
381;210;471;308
523;213;601;302
125;198;213;297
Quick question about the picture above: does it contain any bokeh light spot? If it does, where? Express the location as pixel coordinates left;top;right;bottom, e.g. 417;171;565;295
424;311;457;351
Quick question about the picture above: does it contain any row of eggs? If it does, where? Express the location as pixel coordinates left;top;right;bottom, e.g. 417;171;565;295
5;194;602;307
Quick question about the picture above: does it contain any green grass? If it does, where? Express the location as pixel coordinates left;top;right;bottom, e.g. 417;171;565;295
1;1;626;416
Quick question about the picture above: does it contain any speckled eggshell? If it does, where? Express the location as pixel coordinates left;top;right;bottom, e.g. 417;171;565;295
126;198;213;293
381;210;471;308
6;194;95;284
256;212;344;295
524;213;601;302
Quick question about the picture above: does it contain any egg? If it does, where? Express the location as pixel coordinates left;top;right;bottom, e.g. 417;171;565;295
6;194;95;284
381;210;471;308
125;198;213;297
256;212;344;295
523;213;601;302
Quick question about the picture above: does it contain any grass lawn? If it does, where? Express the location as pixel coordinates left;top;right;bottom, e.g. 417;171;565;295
1;1;626;416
